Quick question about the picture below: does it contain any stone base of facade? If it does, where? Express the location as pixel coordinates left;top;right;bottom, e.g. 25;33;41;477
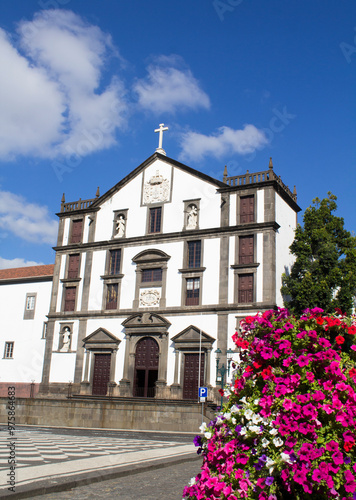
0;396;217;433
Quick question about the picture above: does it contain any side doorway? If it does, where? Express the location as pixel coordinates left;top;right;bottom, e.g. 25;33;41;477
182;352;205;400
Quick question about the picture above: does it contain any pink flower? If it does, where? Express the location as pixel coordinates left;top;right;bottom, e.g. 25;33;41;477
332;451;344;465
302;403;318;420
326;440;339;452
306;371;314;382
283;398;293;410
313;390;325;401
297;355;310;367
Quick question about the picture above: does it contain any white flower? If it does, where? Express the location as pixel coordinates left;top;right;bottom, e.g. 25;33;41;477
232;417;237;425
224;412;231;420
269;428;278;436
266;457;275;468
189;477;196;486
280;452;292;464
204;432;212;439
199;422;207;433
261;438;270;448
248;424;262;434
252;414;262;424
240;426;247;436
273;437;283;447
254;398;260;405
244;409;253;420
215;416;224;426
230;404;240;414
240;397;247;404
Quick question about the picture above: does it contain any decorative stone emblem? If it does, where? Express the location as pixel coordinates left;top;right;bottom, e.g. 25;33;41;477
143;170;170;204
139;289;161;307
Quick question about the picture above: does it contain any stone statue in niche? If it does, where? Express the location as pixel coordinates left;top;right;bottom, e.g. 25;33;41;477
60;327;71;352
187;205;198;229
115;215;125;238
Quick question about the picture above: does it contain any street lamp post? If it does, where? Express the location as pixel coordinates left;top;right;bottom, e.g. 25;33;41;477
215;347;234;408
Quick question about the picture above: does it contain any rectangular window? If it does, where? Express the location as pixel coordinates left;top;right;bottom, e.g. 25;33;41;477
186;277;200;306
70;219;83;244
240;195;254;223
106;283;118;310
188;241;201;268
109;249;121;275
24;293;36;320
238;274;253;303
42;322;48;339
149;207;162;233
239;236;254;264
64;286;76;312
4;342;14;359
26;296;36;310
68;254;80;279
142;268;162;283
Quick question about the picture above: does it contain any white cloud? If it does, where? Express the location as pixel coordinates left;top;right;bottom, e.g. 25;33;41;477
179;125;269;162
0;257;44;270
134;55;210;114
0;10;127;161
0;190;58;244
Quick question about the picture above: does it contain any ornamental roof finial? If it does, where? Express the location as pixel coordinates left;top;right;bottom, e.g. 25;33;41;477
269;157;273;169
223;165;228;183
154;123;169;155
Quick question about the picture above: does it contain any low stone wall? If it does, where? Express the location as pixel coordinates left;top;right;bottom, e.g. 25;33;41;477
0;397;216;433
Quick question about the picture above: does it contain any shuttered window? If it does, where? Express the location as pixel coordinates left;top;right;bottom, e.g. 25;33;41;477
70;220;83;244
240;195;254;223
68;254;80;278
64;287;76;312
142;268;162;283
238;274;253;303
239;236;254;264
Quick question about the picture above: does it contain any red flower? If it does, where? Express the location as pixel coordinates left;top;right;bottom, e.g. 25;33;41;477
261;366;273;380
253;361;262;369
218;388;224;396
348;326;356;336
316;317;325;325
344;441;354;452
335;336;345;345
349;368;356;379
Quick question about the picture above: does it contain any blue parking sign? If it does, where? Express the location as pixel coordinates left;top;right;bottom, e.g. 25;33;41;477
199;387;208;398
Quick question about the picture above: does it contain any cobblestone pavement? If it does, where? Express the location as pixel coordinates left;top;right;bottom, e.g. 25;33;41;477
31;458;202;499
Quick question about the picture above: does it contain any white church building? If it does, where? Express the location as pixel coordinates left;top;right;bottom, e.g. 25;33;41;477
0;134;300;403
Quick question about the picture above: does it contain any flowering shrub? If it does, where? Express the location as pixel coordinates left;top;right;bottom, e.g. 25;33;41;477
183;307;356;500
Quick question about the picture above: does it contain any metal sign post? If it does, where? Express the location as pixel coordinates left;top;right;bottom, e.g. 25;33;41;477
199;387;208;426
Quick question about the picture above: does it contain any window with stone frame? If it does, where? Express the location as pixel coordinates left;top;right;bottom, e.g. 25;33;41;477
238;235;254;264
141;268;163;283
106;283;118;310
148;207;162;233
187;240;201;268
70;219;83;244
67;254;80;279
24;293;36;320
4;342;14;359
240;195;255;223
186;277;200;306
238;273;253;303
109;249;121;275
64;286;76;312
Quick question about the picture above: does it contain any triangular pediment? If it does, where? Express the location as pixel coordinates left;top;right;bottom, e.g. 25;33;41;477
90;153;225;208
83;327;120;345
172;325;215;345
122;312;171;329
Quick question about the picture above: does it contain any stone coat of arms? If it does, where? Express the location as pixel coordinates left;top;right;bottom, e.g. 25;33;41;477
143;170;170;204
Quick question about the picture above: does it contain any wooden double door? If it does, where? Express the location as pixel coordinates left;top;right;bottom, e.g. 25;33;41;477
183;352;205;400
134;337;159;398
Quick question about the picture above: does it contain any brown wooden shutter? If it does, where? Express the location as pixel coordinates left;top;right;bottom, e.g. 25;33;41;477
240;195;254;223
239;236;254;264
238;274;253;303
70;220;83;243
64;287;76;311
68;254;80;279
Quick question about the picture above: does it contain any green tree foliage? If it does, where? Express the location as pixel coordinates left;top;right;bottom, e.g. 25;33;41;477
281;193;356;315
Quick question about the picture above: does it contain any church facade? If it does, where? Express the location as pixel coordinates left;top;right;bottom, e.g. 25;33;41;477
37;151;300;401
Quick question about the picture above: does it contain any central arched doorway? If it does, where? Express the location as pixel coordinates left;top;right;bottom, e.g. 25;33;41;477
134;337;159;397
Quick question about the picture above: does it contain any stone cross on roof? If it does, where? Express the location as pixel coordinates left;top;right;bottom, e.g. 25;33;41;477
154;123;168;155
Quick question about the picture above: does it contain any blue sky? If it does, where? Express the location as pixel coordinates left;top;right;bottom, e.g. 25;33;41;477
0;0;355;268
